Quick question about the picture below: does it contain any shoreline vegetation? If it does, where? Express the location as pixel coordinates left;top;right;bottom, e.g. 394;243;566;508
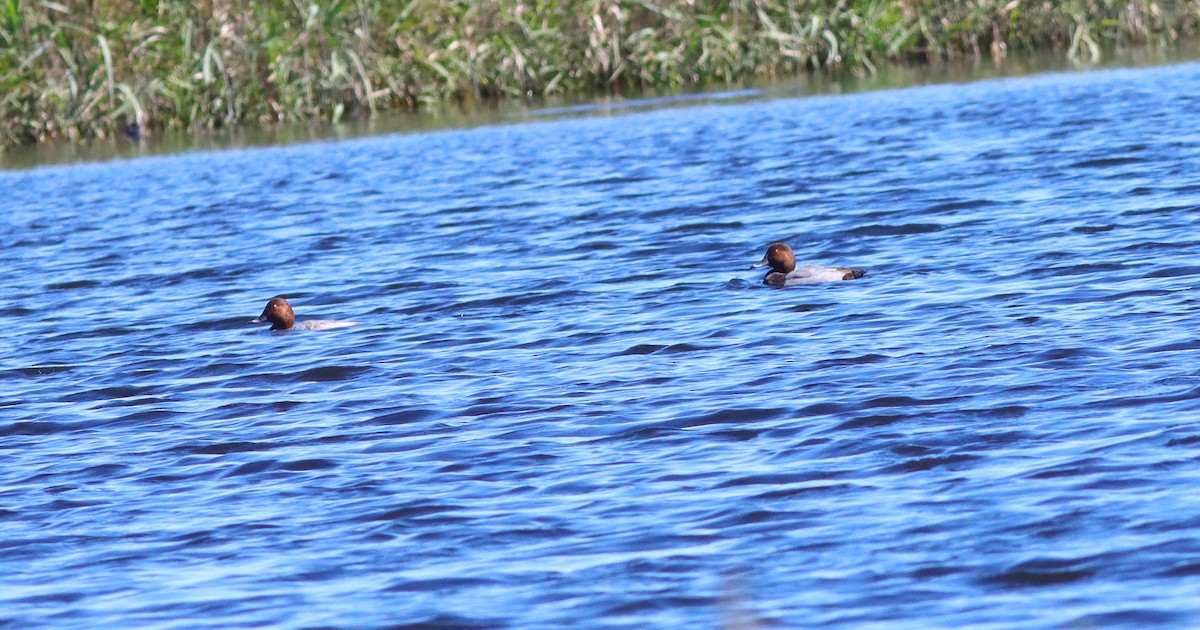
2;0;1198;147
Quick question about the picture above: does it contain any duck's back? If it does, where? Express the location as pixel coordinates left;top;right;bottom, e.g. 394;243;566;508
293;319;360;330
773;265;866;286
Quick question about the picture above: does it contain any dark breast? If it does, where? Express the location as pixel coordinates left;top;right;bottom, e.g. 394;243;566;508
763;272;788;287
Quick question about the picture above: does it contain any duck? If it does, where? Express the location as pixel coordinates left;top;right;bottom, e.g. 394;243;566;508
751;242;866;287
250;297;360;331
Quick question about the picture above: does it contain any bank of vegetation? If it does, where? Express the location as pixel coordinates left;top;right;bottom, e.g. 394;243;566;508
2;0;1197;146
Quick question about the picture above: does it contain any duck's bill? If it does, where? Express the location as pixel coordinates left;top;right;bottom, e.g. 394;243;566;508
250;316;266;324
750;257;769;269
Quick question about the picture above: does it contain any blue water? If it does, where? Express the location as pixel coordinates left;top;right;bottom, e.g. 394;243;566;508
4;61;1200;628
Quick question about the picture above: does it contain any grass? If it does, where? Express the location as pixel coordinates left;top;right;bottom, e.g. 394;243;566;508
2;0;1198;146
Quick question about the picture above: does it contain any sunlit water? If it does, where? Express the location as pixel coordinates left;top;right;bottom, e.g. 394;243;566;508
4;61;1200;628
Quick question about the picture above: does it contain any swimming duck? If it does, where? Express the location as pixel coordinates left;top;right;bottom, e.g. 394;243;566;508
251;297;360;331
751;242;866;287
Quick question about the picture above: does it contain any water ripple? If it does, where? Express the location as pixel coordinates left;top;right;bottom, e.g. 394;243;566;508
5;62;1200;627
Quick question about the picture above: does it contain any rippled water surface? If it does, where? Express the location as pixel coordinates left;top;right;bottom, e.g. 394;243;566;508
5;62;1200;628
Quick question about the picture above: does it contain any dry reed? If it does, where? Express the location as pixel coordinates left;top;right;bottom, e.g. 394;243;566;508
2;0;1197;146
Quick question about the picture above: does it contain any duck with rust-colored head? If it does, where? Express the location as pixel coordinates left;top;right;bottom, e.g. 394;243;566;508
751;243;866;287
251;297;360;331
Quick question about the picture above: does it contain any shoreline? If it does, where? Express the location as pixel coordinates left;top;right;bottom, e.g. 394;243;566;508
3;1;1199;149
3;43;1198;171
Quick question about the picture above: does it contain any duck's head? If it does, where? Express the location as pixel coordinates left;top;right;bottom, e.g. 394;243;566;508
751;242;796;274
252;297;295;330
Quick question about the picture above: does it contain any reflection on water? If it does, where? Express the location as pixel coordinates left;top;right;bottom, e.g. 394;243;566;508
4;43;1198;171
